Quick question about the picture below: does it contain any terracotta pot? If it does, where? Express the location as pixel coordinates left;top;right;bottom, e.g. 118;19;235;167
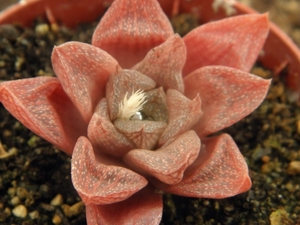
1;0;300;93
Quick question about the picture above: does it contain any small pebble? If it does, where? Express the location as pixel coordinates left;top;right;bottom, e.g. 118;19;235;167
12;204;28;218
4;207;11;216
269;208;293;225
52;213;62;225
50;194;63;206
261;161;275;174
62;201;84;217
29;210;39;220
17;187;29;200
285;182;295;192
35;24;50;36
262;155;270;163
14;56;25;71
0;24;20;39
287;161;300;175
7;187;16;198
11;196;20;206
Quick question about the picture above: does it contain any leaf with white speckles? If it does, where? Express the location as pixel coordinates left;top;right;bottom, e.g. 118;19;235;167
71;136;148;205
0;77;86;155
86;186;162;225
92;0;174;68
52;41;121;123
184;66;271;137
156;133;251;198
88;98;135;157
123;130;200;185
114;119;167;150
182;14;269;76
133;34;186;93
159;89;202;145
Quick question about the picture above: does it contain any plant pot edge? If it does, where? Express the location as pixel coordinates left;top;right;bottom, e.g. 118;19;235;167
1;0;300;94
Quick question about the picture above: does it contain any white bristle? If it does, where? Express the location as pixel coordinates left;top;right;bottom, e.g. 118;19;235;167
118;89;147;119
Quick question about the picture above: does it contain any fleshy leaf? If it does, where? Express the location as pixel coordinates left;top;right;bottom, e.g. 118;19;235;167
182;14;269;76
92;0;174;68
86;186;162;225
71;136;148;205
184;66;271;136
159;89;202;145
88;98;135;157
106;69;156;120
51;41;121;123
156;133;251;198
0;77;86;155
133;34;186;93
143;87;168;122
114;119;167;150
123;130;200;185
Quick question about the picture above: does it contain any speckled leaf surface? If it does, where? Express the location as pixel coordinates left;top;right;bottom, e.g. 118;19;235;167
0;77;86;155
92;0;174;68
124;130;200;185
52;41;121;123
114;119;167;150
182;14;269;76
184;66;271;136
133;34;186;93
87;98;135;157
157;133;251;198
159;89;202;145
86;186;162;225
71;136;148;205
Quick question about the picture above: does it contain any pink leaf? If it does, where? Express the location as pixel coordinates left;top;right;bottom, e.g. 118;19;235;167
133;34;186;93
184;66;271;136
88;99;135;157
142;87;168;122
0;77;86;155
71;136;148;205
159;89;202;145
123;130;200;185
86;186;162;225
114;119;167;150
92;0;174;68
51;41;121;123
156;133;251;198
183;14;269;76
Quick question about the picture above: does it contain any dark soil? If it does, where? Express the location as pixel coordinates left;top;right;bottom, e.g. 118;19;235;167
0;2;300;225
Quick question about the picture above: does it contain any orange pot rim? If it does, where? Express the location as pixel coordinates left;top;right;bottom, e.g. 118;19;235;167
1;0;300;92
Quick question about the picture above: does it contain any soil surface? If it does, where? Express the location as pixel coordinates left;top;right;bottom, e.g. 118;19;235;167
0;1;300;225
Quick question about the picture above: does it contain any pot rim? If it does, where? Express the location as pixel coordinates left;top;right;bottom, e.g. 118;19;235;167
1;0;300;93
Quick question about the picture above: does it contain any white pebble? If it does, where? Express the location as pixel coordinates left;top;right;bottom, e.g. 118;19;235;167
10;196;20;206
12;205;28;218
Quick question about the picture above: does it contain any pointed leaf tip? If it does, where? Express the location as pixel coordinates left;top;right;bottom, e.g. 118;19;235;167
124;130;200;185
92;0;174;68
0;77;86;155
133;34;186;93
52;41;120;123
157;133;251;198
87;99;135;157
184;66;271;136
159;89;202;145
183;13;270;76
71;136;148;205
